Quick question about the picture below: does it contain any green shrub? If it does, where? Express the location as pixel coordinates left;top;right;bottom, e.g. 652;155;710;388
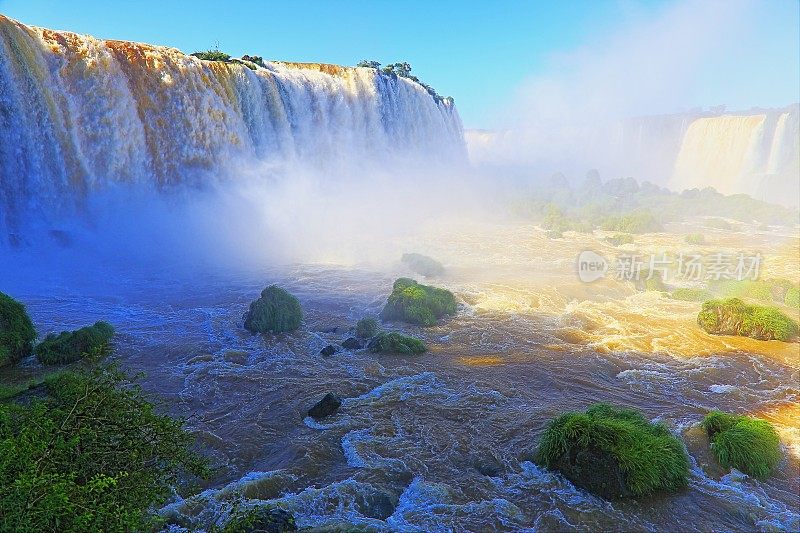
0;292;36;367
0;367;209;532
535;403;689;498
380;278;457;326
244;286;302;333
191;50;231;62
600;210;662;234
356;60;381;69
605;233;633;246
35;321;114;365
367;332;427;355
355;317;380;339
401;253;445;278
671;288;713;302
701;411;781;479
697;298;799;341
240;54;266;68
785;286;800;309
684;233;705;245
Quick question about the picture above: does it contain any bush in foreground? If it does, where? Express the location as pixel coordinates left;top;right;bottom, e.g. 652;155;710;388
535;403;689;499
0;292;36;367
380;278;456;326
697;298;798;341
35;321;114;365
701;411;781;479
401;252;445;278
355;317;380;338
0;367;208;532
244;286;302;334
367;332;427;355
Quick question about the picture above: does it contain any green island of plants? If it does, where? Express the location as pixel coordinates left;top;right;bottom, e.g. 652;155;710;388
535;403;689;499
0;291;36;367
243;285;302;334
701;411;781;479
367;331;427;355
380;278;457;326
35;321;114;365
0;366;209;532
697;297;799;341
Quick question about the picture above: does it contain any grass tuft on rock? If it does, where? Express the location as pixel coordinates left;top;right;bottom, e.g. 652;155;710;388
701;411;781;479
536;403;689;499
367;332;427;355
0;292;36;367
35;321;114;365
244;286;302;334
380;278;456;326
697;297;798;341
355;317;380;338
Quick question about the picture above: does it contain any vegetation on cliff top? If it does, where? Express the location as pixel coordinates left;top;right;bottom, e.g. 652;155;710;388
535;403;689;499
698;297;798;341
244;285;302;334
35;321;114;365
191;49;232;62
0;291;36;367
356;60;452;103
702;411;781;479
0;367;209;532
380;278;457;326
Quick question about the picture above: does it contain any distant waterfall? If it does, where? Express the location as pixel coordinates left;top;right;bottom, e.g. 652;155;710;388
0;16;465;240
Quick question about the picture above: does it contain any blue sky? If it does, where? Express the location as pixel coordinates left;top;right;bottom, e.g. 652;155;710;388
1;0;797;128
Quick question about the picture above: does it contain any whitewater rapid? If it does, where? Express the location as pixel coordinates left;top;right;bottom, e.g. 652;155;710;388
0;16;465;241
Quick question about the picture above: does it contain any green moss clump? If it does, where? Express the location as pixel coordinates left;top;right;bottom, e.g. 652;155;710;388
0;292;36;367
355;317;380;338
536;403;689;498
240;54;266;68
191;50;231;62
684;233;705;245
367;332;427;355
605;233;633;246
671;288;713;302
219;505;297;533
380;278;456;326
34;321;114;365
785;287;800;309
701;411;781;479
401;253;445;278
698;298;799;341
244;286;302;334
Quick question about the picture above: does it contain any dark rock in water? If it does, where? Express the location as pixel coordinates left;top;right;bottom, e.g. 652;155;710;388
554;446;631;500
225;506;297;532
320;344;338;357
48;229;72;248
341;337;363;350
243;285;302;334
223;350;249;365
475;457;503;477
308;393;342;419
319;326;339;333
358;491;396;520
7;233;24;248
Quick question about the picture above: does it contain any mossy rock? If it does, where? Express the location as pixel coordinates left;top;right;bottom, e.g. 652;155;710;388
401;253;445;278
605;233;633;246
671;288;713;302
355;317;380;338
380;278;456;327
535;403;689;499
702;411;781;479
635;271;666;292
0;292;36;367
367;332;426;355
244;286;302;334
697;298;798;341
219;506;296;532
35;321;114;365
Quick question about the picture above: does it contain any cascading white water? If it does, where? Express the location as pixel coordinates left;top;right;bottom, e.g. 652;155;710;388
0;16;466;241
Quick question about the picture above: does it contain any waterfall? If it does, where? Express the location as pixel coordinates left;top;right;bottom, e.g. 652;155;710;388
0;16;465;241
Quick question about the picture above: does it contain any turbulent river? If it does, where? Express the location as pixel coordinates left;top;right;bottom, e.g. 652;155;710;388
4;221;798;532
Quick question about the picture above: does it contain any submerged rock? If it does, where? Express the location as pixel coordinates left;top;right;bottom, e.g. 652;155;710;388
554;446;630;500
243;286;302;334
474;457;503;477
308;393;342;419
341;337;364;350
320;344;338;357
357;491;396;520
